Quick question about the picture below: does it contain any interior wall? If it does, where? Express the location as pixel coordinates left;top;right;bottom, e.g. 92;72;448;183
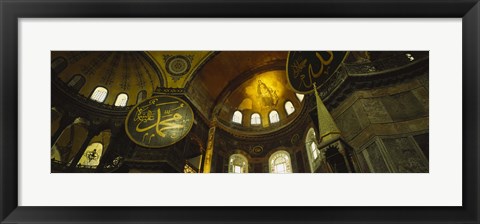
332;72;429;173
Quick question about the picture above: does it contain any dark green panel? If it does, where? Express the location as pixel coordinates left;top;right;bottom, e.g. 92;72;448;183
335;107;362;140
382;137;428;173
366;142;390;173
356;151;371;173
413;133;429;160
381;91;427;121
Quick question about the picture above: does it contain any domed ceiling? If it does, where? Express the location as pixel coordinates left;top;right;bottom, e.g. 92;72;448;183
216;70;304;130
52;51;162;107
182;51;305;134
185;51;289;119
52;51;309;133
146;51;213;88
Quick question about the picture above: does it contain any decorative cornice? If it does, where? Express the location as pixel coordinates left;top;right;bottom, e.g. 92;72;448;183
52;77;131;119
313;52;429;110
214;97;311;143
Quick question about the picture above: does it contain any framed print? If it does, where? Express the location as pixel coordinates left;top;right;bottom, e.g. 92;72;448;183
1;0;479;223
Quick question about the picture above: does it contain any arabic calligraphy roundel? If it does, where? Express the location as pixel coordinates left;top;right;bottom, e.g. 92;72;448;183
125;95;194;148
286;51;349;94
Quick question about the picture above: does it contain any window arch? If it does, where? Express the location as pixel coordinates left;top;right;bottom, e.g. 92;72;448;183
67;75;85;92
269;110;280;124
269;150;292;173
285;101;295;115
296;93;305;102
251;113;261;125
228;154;249;173
305;128;321;172
137;90;147;104
114;93;128;107
232;110;243;124
90;86;108;103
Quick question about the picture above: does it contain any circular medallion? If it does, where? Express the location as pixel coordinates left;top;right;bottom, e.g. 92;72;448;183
252;146;263;154
125;95;194;148
290;134;300;145
286;51;349;94
166;56;191;76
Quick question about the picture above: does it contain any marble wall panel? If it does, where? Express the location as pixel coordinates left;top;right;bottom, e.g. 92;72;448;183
382;137;428;173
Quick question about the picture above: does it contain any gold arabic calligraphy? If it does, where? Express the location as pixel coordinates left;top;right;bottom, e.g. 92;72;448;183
291;51;335;89
133;100;186;143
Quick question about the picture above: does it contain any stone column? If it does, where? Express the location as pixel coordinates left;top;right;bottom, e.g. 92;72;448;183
96;130;118;172
51;113;75;147
202;118;217;173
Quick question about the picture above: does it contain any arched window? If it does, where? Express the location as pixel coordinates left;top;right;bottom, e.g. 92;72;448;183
305;127;321;172
251;113;261;125
311;142;319;160
75;129;111;169
137;90;147;104
77;142;103;168
405;53;415;61
269;110;280;124
232;110;243;124
90;86;108;103
296;93;305;102
228;154;248;173
114;93;128;107
51;57;67;74
269;150;292;173
285;101;295;115
67;75;85;92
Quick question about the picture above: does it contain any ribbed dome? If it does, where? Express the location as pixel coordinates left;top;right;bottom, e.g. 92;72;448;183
51;51;162;107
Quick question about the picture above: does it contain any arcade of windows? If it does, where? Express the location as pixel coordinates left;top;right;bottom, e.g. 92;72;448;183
51;117;112;169
66;75;149;107
228;150;292;174
227;128;320;173
231;93;304;126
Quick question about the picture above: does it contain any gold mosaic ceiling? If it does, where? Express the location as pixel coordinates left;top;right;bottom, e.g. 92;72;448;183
53;51;304;131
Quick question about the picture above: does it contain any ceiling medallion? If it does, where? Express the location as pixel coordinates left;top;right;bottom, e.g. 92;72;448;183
252;145;263;154
164;55;193;80
290;134;300;145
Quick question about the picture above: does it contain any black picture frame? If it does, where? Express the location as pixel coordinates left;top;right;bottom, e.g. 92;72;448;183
1;0;479;223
